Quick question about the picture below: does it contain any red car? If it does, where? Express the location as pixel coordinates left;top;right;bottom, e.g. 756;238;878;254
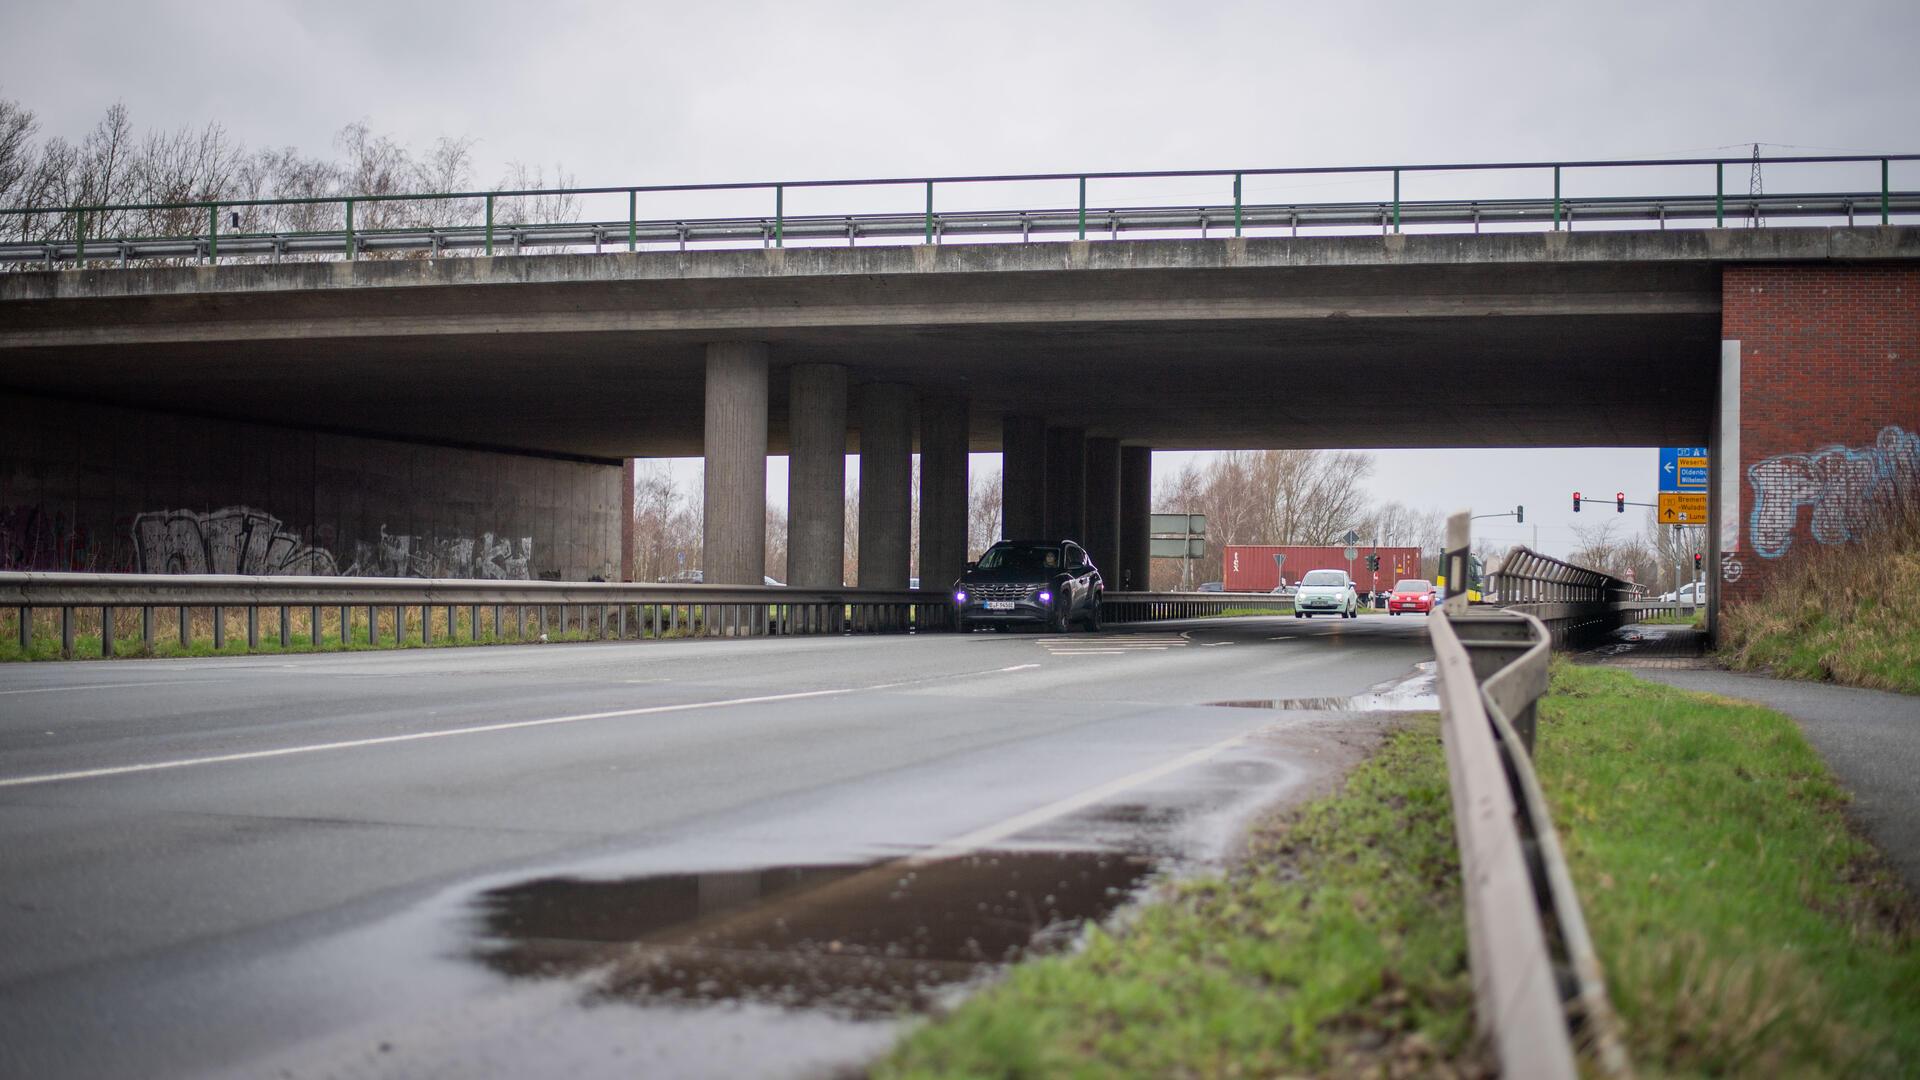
1388;578;1439;615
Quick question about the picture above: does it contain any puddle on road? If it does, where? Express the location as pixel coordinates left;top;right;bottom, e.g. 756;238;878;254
1205;662;1439;712
469;850;1155;1019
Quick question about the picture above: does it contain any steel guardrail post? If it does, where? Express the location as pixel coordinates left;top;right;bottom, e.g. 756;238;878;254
484;194;493;255
1552;165;1562;230
924;180;934;245
1077;176;1086;239
628;190;637;252
1884;158;1892;225
1715;161;1725;227
1232;172;1242;236
208;204;218;265
1393;168;1401;233
774;184;784;248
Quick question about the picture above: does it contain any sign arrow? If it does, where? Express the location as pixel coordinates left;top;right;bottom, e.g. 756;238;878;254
1664;461;1675;474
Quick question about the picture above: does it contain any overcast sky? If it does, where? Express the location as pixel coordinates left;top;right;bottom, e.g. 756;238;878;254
6;0;1916;557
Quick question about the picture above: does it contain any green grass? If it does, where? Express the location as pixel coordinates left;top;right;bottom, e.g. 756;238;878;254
879;717;1483;1079
881;662;1920;1079
1197;605;1294;618
1538;661;1918;1076
1636;610;1706;627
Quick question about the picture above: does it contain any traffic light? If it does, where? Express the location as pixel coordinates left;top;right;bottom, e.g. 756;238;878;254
1516;505;1525;524
1616;491;1626;513
1366;553;1380;572
1694;552;1703;571
1573;492;1582;513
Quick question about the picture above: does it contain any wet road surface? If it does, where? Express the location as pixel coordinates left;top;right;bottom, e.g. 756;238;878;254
0;614;1435;1079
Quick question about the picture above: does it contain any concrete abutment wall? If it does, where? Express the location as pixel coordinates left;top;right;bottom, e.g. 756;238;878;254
0;394;620;580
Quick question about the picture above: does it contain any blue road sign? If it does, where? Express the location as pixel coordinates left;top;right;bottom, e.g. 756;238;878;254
1659;446;1710;492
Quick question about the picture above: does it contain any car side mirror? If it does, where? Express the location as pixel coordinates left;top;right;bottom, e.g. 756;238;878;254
965;561;977;570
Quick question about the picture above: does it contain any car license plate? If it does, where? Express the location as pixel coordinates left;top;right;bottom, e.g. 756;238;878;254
985;601;1016;611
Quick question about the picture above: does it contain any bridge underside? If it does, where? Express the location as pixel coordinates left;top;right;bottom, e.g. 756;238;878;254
0;232;1763;459
0;312;1718;459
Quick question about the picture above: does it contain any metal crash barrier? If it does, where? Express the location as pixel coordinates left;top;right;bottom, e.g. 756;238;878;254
1433;512;1630;1078
0;572;949;658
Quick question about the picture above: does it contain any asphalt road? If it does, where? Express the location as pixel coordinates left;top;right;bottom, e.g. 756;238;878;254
0;614;1436;1079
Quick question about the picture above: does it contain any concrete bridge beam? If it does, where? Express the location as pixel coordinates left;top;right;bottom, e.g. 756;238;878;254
918;395;970;593
1083;437;1121;583
1119;446;1153;592
786;363;848;588
857;383;915;588
1002;416;1047;541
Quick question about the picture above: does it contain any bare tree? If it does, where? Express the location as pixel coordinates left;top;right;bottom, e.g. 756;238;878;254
1153;449;1379;585
968;467;1003;558
630;464;701;582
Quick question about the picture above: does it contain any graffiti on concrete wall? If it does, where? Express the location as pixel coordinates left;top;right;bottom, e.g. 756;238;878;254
1747;425;1920;559
134;507;340;576
130;506;535;579
1;506;100;571
343;526;533;580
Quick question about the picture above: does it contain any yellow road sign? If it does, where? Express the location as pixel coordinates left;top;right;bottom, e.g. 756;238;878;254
1658;492;1708;523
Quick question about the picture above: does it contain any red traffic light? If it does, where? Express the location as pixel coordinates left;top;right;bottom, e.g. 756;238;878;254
1572;491;1582;513
1693;553;1703;569
1616;491;1626;513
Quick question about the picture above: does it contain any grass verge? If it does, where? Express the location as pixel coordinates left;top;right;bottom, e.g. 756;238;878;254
1539;661;1918;1075
1718;510;1920;694
879;717;1484;1078
1198;605;1294;618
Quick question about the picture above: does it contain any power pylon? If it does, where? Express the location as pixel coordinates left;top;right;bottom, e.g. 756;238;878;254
1747;143;1765;228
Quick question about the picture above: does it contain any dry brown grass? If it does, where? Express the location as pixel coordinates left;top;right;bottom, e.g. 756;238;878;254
1720;499;1920;694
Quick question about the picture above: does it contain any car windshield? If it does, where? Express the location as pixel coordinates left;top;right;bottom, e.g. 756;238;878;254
978;544;1061;571
1394;579;1432;592
1301;570;1346;586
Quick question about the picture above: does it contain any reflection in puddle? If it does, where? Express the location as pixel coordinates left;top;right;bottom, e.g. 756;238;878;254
1206;692;1439;711
470;851;1154;1019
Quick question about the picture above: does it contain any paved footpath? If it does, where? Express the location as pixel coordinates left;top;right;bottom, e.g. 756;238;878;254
1632;668;1920;897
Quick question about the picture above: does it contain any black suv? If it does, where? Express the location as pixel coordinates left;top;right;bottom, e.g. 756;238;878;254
953;540;1103;632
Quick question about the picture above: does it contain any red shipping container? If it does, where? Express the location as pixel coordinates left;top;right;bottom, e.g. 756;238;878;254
1222;545;1426;593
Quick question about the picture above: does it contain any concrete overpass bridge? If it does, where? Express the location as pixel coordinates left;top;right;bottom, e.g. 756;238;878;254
2;155;1916;622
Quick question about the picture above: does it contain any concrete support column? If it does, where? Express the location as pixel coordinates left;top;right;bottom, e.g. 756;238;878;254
857;382;914;588
1119;445;1152;592
620;458;636;582
918;394;970;592
701;342;769;585
1001;416;1047;541
1044;426;1086;543
1083;437;1120;580
786;363;848;587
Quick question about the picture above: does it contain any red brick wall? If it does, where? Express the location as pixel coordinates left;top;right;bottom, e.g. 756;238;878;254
1721;265;1920;605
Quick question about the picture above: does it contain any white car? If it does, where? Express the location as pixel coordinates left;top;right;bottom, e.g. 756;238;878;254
1660;582;1707;604
1292;569;1359;619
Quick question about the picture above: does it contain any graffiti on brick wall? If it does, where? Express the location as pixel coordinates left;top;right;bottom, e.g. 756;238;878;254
134;507;340;575
343;526;532;580
1747;425;1920;559
1;506;99;571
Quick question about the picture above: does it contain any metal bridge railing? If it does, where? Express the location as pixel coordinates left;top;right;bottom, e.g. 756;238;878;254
1100;590;1291;623
1431;512;1630;1078
1487;544;1640;647
0;572;948;658
2;152;1913;268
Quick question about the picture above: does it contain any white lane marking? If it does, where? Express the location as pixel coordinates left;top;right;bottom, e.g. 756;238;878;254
910;730;1251;864
0;663;1041;790
0;679;231;697
1053;650;1127;655
1204;642;1235;647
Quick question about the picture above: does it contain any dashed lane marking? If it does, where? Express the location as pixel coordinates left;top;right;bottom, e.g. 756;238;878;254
0;663;1040;789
